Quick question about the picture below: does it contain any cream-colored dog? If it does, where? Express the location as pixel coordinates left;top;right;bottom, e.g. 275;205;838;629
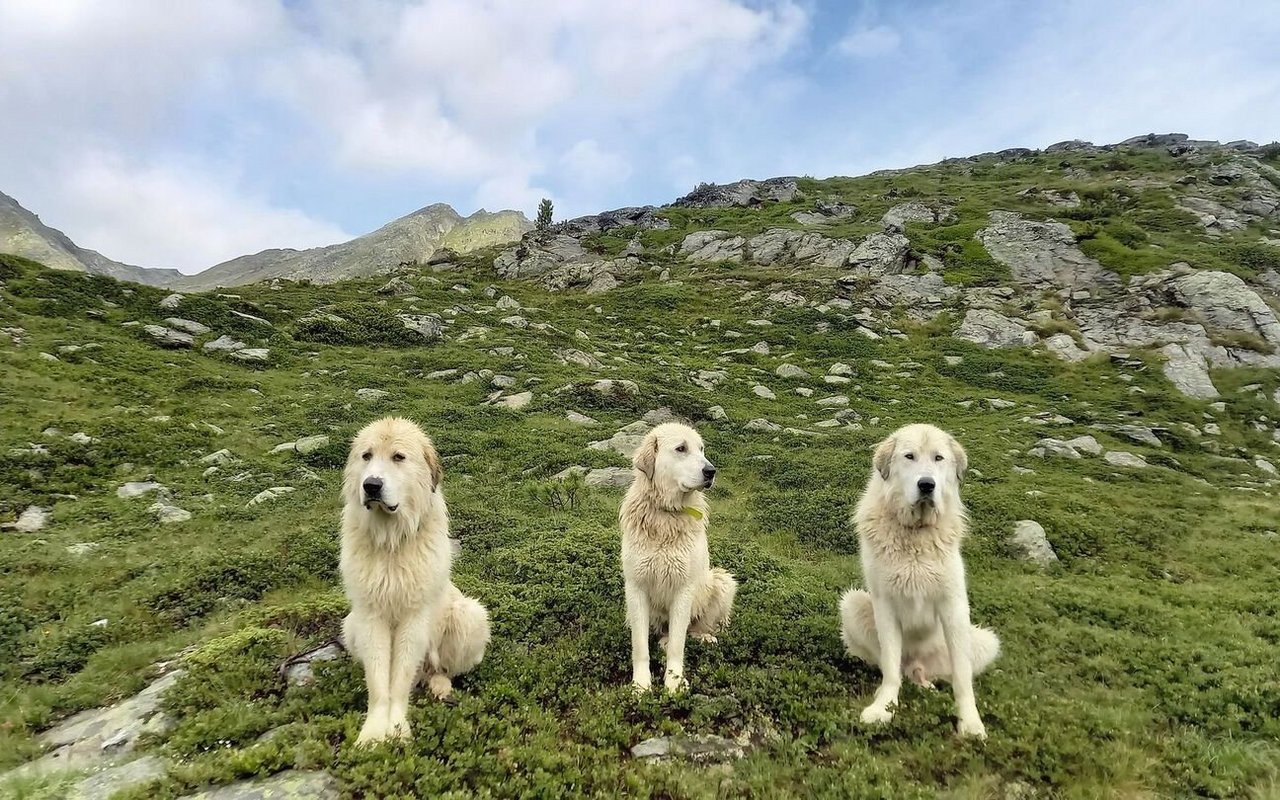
839;423;999;738
619;422;738;692
340;417;490;745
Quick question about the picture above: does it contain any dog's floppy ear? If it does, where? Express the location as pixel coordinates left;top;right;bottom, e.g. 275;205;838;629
873;435;896;480
424;442;443;492
949;436;968;483
633;435;657;480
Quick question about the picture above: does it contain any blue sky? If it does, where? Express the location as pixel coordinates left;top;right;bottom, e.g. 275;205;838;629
2;0;1278;273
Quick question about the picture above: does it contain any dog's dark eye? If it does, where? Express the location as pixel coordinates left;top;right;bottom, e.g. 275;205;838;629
392;452;406;462
934;454;944;462
904;453;915;461
361;451;372;461
675;444;687;453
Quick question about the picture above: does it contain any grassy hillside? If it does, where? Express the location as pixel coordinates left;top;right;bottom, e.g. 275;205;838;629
1;141;1279;799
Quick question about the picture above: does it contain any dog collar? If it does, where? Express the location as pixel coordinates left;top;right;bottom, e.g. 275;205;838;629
681;507;704;520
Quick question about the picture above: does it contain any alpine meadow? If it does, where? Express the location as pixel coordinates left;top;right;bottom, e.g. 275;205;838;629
2;134;1280;799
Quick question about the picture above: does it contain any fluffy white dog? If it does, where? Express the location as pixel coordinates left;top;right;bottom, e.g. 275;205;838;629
619;422;738;692
839;423;1000;738
341;417;490;745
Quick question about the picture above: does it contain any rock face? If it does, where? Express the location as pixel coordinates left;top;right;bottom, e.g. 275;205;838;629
881;201;954;231
977;211;1118;291
1165;271;1280;349
845;232;912;275
1159;343;1219;399
672;178;798;208
955;309;1037;349
21;670;182;775
178;770;339;800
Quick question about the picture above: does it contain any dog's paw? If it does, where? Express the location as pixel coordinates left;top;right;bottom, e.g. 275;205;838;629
691;632;718;644
631;673;652;694
859;705;894;726
427;673;453;701
956;716;987;740
355;717;391;746
663;672;689;693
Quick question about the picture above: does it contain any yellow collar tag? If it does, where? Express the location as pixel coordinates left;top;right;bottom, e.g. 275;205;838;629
682;507;704;520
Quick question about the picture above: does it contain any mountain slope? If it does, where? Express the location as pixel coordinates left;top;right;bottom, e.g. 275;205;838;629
0;191;185;287
175;204;531;290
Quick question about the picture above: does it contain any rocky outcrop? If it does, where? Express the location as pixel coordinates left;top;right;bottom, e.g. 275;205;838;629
955;309;1037;349
977;211;1119;291
881;201;955;232
679;231;745;263
672;178;799;208
844;232;912;276
495;234;639;293
746;229;854;268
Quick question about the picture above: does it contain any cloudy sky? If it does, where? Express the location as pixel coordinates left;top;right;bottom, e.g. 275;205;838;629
3;0;1278;273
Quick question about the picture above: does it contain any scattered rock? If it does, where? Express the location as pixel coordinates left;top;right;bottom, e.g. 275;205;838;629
752;385;777;400
565;411;597;425
1255;457;1277;476
247;487;295;507
158;293;184;310
775;363;807;379
355;388;389;401
283;642;344;686
1065;435;1102;456
164;318;211;336
117;482;167;500
490;391;533;411
397;314;444;340
1104;451;1148;469
11;505;49;533
149;502;191;524
583;467;634;488
66;542;100;556
744;418;782;432
377;276;415;295
1159;343;1219;399
294;435;330;454
631;734;746;763
230;348;270;362
1011;520;1059;566
203;335;246;353
708;405;728;421
142;325;194;348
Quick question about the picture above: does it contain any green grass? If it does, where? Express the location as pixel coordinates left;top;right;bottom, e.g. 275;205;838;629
2;145;1279;798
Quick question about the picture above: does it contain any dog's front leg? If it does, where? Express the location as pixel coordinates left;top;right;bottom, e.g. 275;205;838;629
663;590;693;692
350;612;394;745
940;595;986;739
861;593;902;725
625;581;651;691
385;610;434;740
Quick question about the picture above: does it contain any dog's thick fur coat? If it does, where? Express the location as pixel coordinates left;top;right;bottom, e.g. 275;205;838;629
839;423;999;738
620;422;737;692
341;417;490;745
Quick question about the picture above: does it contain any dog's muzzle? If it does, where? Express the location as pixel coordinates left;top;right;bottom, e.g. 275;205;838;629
701;464;717;488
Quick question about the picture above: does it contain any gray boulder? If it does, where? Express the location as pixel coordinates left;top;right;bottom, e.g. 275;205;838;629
881;201;954;231
142;325;194;348
177;770;338;800
1011;520;1059;566
164;318;211;336
680;230;745;263
203;335;246;353
1160;343;1219;399
845;232;911;275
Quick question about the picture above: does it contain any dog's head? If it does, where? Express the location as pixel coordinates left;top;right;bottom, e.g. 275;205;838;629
633;422;717;499
344;416;443;519
871;423;967;518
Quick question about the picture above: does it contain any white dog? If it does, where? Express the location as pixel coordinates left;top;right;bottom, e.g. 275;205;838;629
340;417;490;745
619;422;738;692
839;423;1000;738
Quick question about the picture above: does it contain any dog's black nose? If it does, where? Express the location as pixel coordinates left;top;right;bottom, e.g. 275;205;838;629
362;477;383;497
703;465;717;481
917;477;935;495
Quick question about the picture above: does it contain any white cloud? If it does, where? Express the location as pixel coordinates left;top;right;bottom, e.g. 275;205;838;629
55;152;349;272
835;25;901;58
